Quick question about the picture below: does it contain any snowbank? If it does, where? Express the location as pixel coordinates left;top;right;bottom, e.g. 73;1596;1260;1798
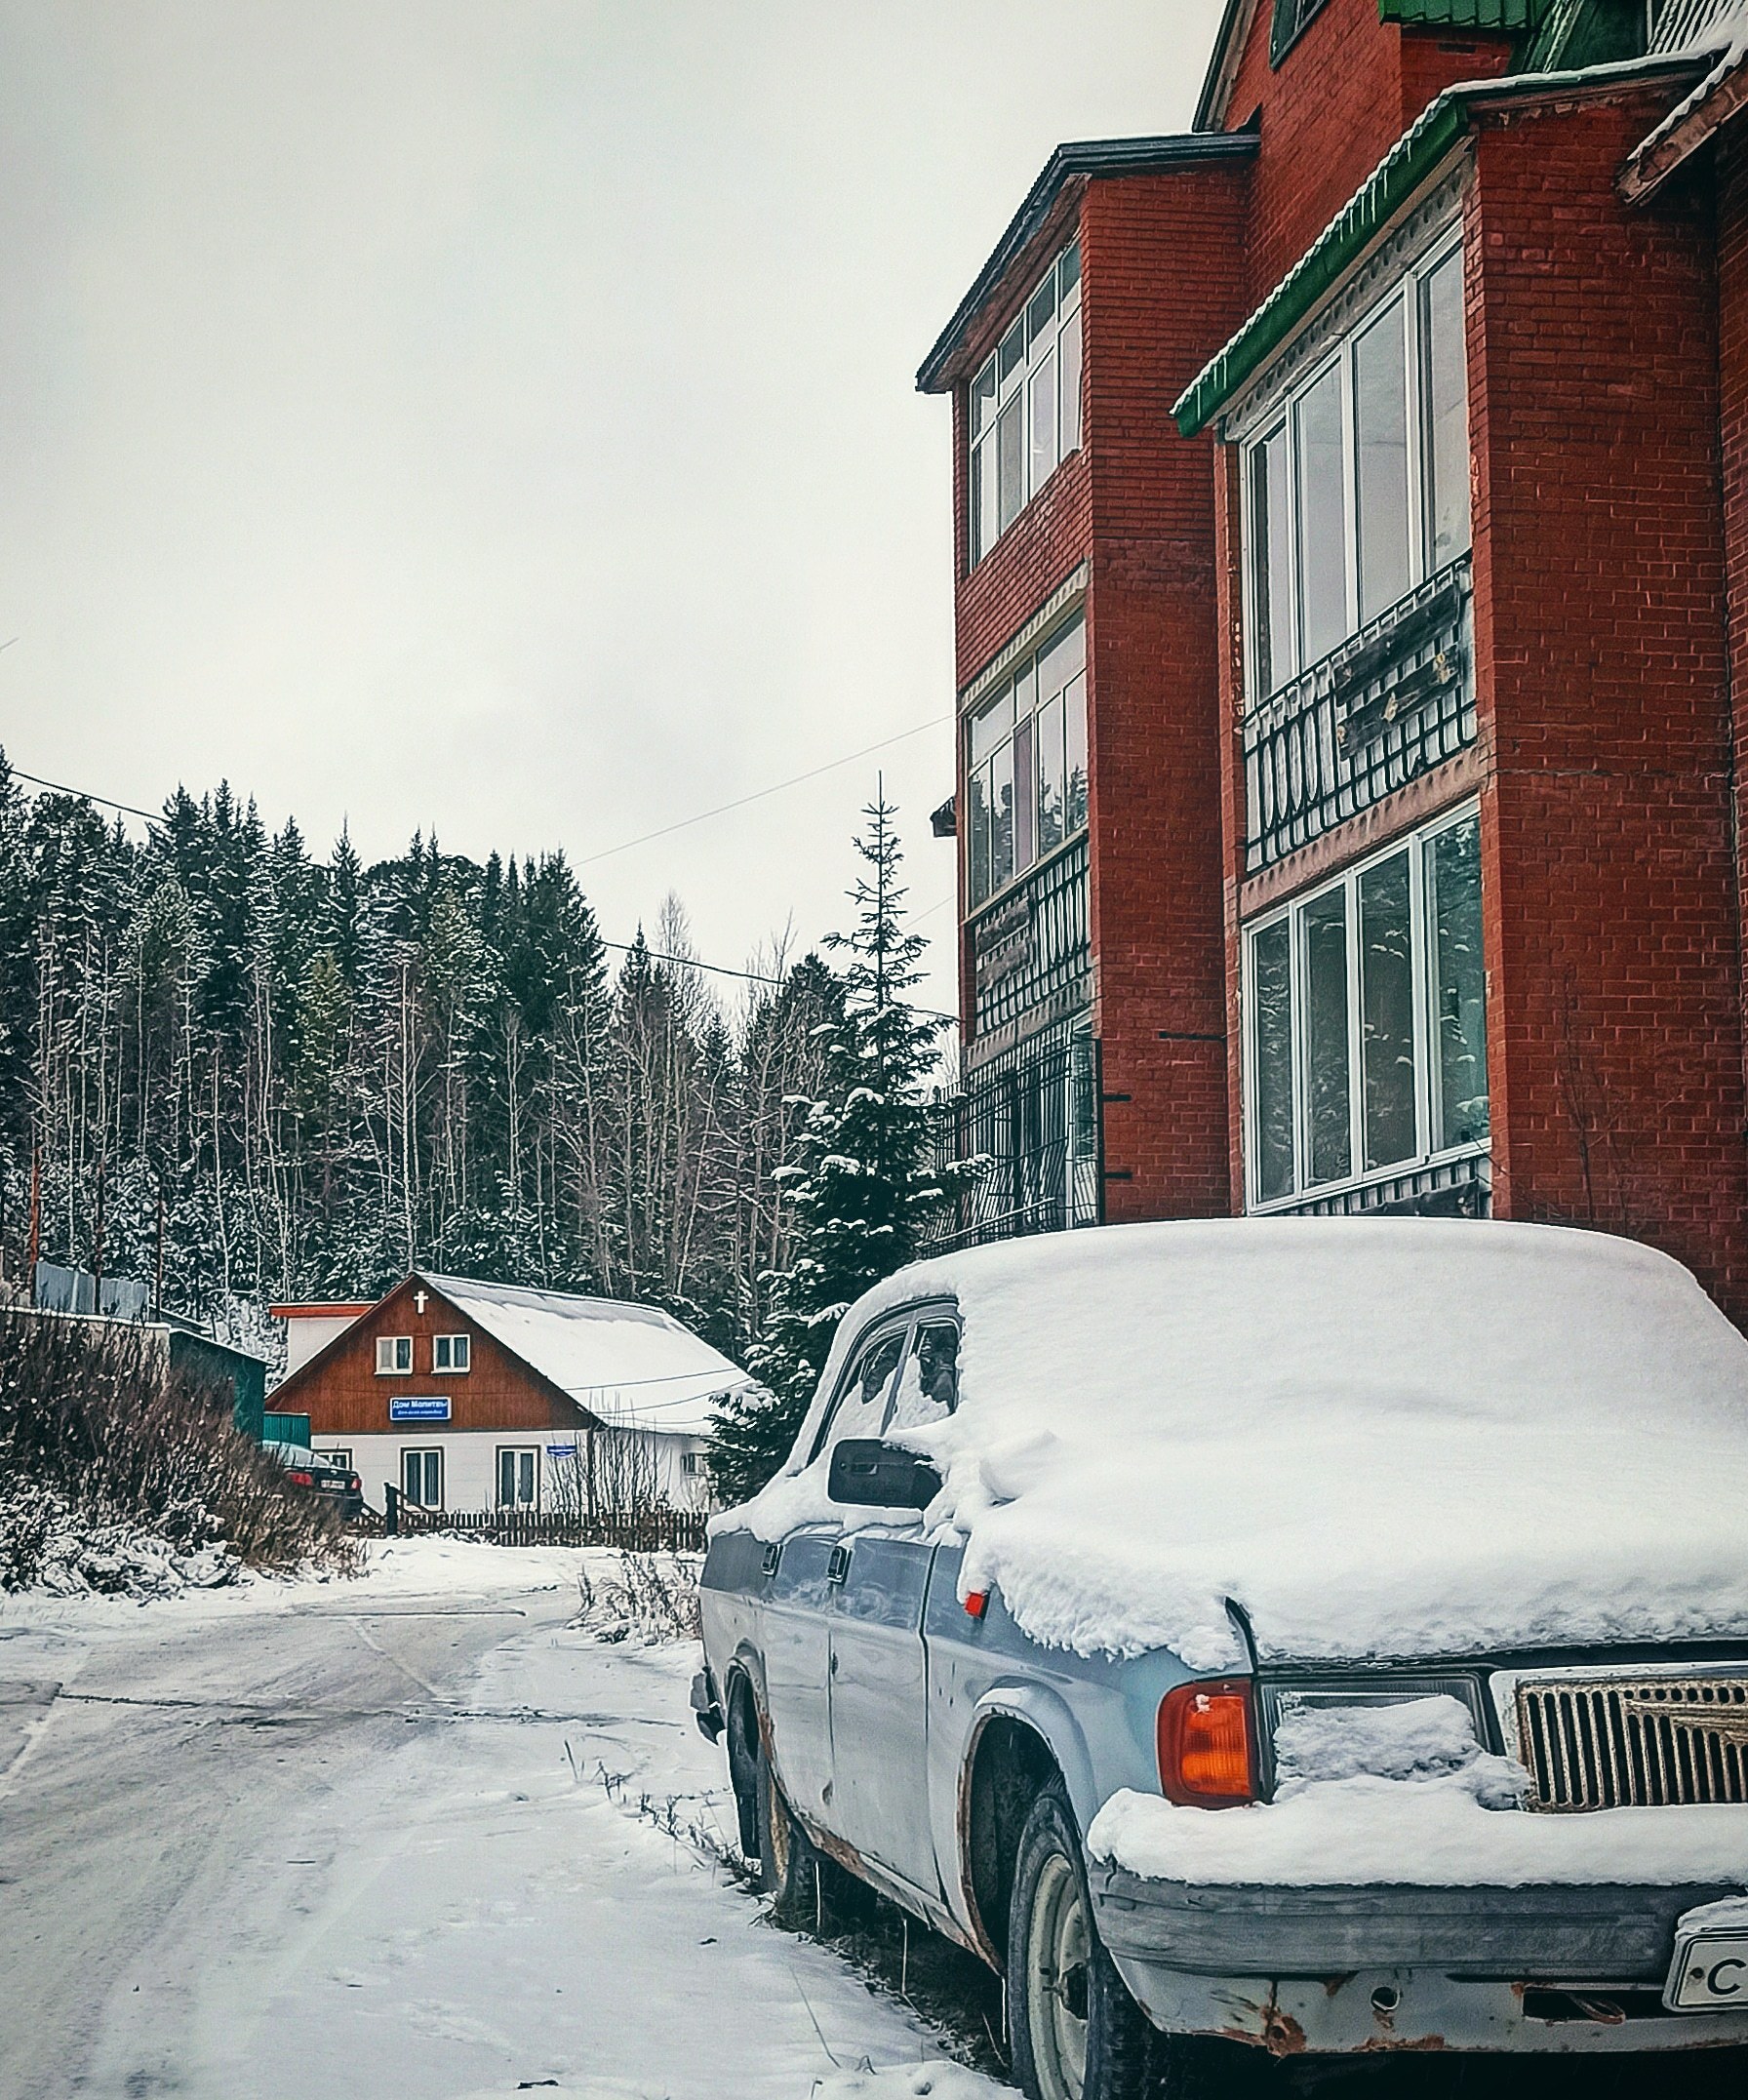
725;1219;1748;1667
0;1480;242;1599
0;1533;589;1628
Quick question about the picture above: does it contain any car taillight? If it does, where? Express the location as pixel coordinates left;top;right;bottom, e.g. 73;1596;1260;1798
1157;1680;1258;1807
286;1470;314;1487
347;1475;360;1491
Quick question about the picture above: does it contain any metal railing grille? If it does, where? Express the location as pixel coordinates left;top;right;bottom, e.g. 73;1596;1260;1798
969;836;1091;1041
1243;557;1475;873
1516;1675;1748;1811
922;1019;1100;1253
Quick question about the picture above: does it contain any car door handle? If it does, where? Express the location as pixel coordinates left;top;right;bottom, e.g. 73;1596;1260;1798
826;1543;852;1586
761;1541;781;1579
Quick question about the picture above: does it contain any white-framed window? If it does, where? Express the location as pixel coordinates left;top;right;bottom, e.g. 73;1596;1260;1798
1243;235;1469;703
497;1446;538;1509
376;1334;413;1375
402;1447;443;1508
1243;804;1488;1210
966;610;1088;909
969;238;1083;568
319;1447;353;1471
432;1333;470;1373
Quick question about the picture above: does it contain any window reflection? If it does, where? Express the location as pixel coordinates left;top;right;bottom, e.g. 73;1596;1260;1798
969;241;1084;567
966;612;1089;909
1245;237;1471;703
1244;810;1487;1206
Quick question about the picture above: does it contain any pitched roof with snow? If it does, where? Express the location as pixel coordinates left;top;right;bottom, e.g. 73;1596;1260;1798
1624;0;1748;194
422;1274;752;1436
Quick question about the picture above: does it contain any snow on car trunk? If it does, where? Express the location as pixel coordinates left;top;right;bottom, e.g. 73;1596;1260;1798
726;1219;1748;1668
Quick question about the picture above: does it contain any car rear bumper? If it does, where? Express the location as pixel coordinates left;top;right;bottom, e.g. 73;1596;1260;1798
1091;1866;1748;2055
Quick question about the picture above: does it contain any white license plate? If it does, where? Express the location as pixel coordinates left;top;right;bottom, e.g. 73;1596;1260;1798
1666;1930;1748;2011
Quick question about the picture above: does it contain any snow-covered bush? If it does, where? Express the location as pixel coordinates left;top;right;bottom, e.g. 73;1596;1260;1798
0;1307;357;1591
574;1550;701;1644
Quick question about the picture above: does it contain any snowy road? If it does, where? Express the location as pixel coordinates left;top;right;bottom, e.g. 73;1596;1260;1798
1;1544;1742;2100
0;1544;997;2100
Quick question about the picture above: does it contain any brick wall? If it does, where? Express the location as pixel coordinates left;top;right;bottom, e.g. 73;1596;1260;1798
1220;0;1511;305
1468;87;1748;1320
1080;172;1249;1220
1717;128;1748;1141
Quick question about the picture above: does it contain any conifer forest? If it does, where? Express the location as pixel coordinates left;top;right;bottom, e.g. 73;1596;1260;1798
0;748;958;1415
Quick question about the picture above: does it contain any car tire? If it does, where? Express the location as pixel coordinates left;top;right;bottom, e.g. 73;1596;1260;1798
1008;1779;1217;2100
724;1683;762;1862
755;1734;823;1930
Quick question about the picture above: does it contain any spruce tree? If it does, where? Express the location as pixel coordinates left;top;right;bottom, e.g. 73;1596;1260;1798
710;789;952;1503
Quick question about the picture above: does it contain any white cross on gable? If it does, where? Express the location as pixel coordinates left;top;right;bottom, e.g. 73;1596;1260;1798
414;1288;428;1315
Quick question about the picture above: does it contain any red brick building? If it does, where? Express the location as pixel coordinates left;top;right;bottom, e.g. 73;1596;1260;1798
920;0;1748;1327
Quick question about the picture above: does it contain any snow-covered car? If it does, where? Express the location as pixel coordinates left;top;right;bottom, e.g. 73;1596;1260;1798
265;1442;364;1522
695;1219;1748;2094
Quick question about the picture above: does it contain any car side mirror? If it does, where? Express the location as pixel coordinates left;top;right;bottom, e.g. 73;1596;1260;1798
827;1437;941;1510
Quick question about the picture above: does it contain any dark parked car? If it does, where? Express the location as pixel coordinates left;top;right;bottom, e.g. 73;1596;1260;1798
265;1442;364;1522
696;1220;1748;2097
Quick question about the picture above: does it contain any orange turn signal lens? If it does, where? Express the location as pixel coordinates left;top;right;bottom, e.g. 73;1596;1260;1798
1156;1680;1257;1807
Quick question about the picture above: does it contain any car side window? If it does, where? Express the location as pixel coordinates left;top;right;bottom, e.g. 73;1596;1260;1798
886;1320;960;1434
808;1328;907;1464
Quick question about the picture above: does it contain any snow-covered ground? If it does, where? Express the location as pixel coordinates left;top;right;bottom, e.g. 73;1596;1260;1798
0;1541;1004;2100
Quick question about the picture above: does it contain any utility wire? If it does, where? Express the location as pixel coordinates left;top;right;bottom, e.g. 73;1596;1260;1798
576;714;948;865
11;766;158;823
6;757;961;1017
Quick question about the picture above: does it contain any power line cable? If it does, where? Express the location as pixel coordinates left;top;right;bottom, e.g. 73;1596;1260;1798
6;756;961;1018
575;714;948;865
11;766;158;823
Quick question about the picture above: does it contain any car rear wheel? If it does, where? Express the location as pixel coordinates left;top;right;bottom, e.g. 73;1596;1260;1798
1008;1779;1215;2100
755;1735;823;1929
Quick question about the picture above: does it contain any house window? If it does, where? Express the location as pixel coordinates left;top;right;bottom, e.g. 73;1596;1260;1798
1270;0;1332;63
319;1448;353;1472
966;611;1088;908
402;1448;443;1508
1244;238;1469;702
1243;805;1488;1208
497;1446;537;1509
433;1333;471;1373
376;1335;413;1375
968;239;1083;567
680;1450;701;1478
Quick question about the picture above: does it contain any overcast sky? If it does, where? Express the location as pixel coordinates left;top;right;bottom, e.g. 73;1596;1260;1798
0;1;1221;1020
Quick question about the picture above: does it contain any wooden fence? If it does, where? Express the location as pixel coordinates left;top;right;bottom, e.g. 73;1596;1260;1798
380;1490;707;1554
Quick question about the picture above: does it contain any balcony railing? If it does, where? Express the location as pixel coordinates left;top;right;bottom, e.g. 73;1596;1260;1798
1244;556;1476;874
922;1015;1101;1252
967;834;1090;1043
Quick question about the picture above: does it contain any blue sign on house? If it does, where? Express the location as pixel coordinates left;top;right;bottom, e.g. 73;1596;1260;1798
389;1396;452;1423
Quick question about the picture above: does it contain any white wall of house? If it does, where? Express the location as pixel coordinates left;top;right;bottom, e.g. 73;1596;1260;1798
315;1426;711;1515
284;1312;364;1375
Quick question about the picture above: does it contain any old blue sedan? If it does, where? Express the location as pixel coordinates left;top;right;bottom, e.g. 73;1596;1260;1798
696;1221;1748;2097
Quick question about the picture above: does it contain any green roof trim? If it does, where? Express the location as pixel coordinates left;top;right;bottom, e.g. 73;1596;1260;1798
1381;0;1534;24
1172;51;1698;439
1173;94;1469;438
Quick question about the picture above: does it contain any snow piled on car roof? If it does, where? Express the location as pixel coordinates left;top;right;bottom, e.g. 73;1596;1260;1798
724;1219;1748;1667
